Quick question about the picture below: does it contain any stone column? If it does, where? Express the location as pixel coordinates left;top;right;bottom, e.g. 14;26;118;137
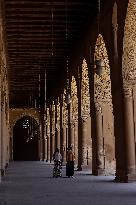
74;121;78;165
112;2;126;182
56;128;60;149
81;117;88;166
41;109;45;161
76;65;82;170
60;94;63;156
49;106;53;162
46;135;50;162
0;76;1;181
71;123;75;148
1;102;5;175
62;126;67;163
124;87;136;180
68;103;71;146
95;103;105;175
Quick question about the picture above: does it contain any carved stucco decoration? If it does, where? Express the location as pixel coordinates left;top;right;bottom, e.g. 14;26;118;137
52;101;55;135
71;76;78;122
63;89;68;126
47;107;50;136
81;58;90;118
10;108;40;131
94;34;112;104
122;0;136;85
56;97;60;130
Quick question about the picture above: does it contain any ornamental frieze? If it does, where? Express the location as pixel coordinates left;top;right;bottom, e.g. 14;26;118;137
94;34;112;104
122;0;136;85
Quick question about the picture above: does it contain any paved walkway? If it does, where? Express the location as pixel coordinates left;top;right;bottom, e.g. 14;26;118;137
0;161;136;205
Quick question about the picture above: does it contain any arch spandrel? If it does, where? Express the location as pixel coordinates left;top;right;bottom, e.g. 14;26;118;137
71;76;78;122
81;58;90;118
63;89;68;127
9;108;40;131
122;0;136;85
94;34;112;104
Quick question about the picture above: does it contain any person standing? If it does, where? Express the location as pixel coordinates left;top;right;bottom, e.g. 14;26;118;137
53;148;62;162
53;148;62;177
66;145;75;177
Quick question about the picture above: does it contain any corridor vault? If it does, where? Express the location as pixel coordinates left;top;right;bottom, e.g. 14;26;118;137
0;0;136;183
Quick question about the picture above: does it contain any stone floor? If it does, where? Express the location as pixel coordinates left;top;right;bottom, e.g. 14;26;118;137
0;161;136;205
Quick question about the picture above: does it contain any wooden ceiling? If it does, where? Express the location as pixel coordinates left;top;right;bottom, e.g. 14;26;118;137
4;0;98;108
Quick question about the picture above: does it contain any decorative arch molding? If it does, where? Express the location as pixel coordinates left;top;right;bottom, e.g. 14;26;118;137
94;34;112;104
122;0;136;85
9;108;40;131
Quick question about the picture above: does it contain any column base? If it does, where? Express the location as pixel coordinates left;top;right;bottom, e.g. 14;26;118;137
115;169;128;182
97;168;106;176
126;173;136;182
92;168;105;176
115;168;136;182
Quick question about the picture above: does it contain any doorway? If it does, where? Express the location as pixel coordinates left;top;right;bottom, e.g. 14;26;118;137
13;116;39;161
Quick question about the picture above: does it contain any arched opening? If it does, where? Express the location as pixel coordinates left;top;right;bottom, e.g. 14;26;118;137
13;116;39;161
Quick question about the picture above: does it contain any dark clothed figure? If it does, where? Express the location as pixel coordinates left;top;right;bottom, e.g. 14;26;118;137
66;146;75;177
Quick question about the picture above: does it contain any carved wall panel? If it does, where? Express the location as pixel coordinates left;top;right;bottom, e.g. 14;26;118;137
71;76;78;122
122;0;136;85
81;58;90;118
94;34;112;104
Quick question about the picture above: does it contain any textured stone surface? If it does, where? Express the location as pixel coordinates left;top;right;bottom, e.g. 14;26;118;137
0;161;136;205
